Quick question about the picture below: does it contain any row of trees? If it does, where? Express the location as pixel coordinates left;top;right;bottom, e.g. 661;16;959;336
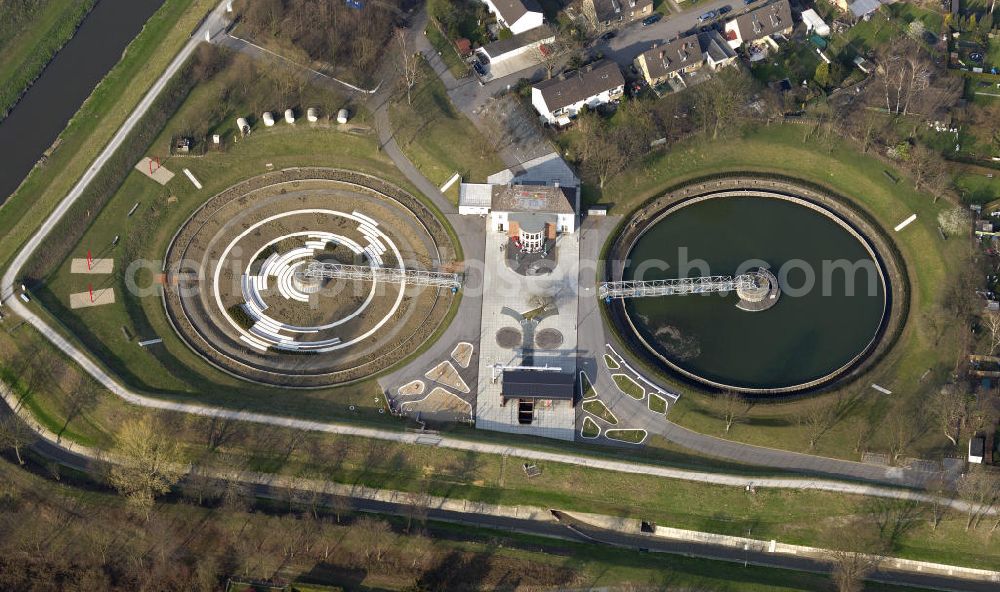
237;0;404;85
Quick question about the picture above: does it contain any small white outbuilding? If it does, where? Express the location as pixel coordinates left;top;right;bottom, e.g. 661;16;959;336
336;108;350;124
307;107;319;122
801;9;830;37
262;111;275;127
236;117;250;136
284;108;295;123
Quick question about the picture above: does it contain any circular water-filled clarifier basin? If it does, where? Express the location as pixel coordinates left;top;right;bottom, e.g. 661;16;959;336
621;193;887;392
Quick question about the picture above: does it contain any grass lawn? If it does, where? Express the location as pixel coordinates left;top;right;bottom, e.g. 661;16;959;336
388;60;504;191
425;25;469;79
604;353;620;369
29;121;429;425
605;428;647;444
648;392;668;414
0;0;217;273
613;374;645;400
6;323;1000;571
597;123;965;462
0;0;96;120
582;416;601;438
956;168;1000;204
583;399;618;425
580;371;597;399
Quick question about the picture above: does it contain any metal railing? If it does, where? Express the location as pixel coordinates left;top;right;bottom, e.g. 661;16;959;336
301;261;462;289
599;274;758;299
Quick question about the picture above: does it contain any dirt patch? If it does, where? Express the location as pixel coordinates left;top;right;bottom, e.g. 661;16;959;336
450;342;473;368
425;361;469;393
400;387;470;414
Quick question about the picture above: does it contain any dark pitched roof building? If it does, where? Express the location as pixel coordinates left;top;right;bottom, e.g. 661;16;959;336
532;59;625;115
491;185;576;214
586;0;654;26
731;0;793;45
487;0;544;29
479;25;555;61
698;29;738;68
501;369;576;400
635;34;702;84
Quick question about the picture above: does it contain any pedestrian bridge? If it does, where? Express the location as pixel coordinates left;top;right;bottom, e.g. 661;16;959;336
300;261;462;289
598;275;759;300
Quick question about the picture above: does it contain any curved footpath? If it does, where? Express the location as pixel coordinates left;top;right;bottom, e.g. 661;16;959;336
7;399;996;591
0;2;982;518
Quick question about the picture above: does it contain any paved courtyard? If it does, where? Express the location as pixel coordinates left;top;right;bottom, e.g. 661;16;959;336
475;229;580;440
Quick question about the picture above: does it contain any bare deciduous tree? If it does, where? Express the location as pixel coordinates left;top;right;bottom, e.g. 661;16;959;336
957;465;999;531
0;415;36;465
720;391;752;433
107;416;184;519
930;386;967;447
396;29;422;106
826;521;887;592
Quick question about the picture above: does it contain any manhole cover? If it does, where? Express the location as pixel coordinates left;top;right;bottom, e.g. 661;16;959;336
535;328;563;349
496;327;522;349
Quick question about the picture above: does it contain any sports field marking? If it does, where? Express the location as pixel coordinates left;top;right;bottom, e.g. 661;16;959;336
69;289;115;309
70;258;113;274
134;157;174;185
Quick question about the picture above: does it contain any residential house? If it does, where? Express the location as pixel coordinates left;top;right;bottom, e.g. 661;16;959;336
724;0;792;57
531;59;625;125
583;0;654;30
634;34;702;86
482;0;545;35
634;30;736;87
698;29;738;70
477;26;555;65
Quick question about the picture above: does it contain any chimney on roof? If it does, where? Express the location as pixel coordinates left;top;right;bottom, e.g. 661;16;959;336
553;180;560;188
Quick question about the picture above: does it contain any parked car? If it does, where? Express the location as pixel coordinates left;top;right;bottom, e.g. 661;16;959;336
719;5;732;15
473;62;487;76
642;14;662;26
697;10;717;22
744;0;758;5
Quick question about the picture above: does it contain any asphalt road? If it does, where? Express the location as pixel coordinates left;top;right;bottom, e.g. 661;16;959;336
598;0;753;65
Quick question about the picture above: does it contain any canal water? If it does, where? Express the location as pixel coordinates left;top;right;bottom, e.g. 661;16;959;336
623;195;886;391
0;0;165;205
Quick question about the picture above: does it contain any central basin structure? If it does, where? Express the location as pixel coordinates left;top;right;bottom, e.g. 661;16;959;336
163;169;457;388
610;181;897;393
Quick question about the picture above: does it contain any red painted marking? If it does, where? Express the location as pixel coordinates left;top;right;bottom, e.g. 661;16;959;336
89;284;94;303
87;249;92;271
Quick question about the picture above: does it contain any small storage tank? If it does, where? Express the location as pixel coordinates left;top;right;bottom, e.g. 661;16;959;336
336;108;350;124
306;107;319;122
262;111;275;126
236;117;250;136
284;108;295;124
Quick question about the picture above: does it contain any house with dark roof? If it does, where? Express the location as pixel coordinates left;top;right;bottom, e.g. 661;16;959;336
530;60;625;125
477;26;555;65
699;29;738;70
482;0;545;35
634;34;702;86
724;0;793;51
582;0;654;30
